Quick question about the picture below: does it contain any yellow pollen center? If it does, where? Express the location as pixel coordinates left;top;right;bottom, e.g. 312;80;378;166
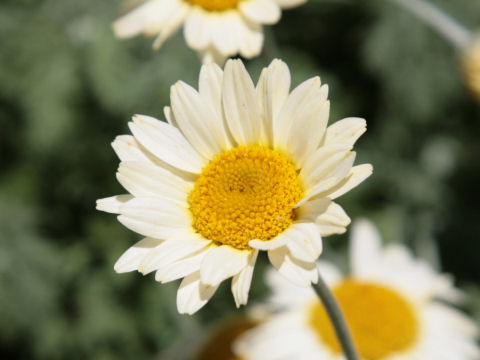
189;146;303;250
185;0;243;11
309;280;419;360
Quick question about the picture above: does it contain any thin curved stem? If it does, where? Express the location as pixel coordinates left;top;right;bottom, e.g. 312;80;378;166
388;0;472;49
312;274;359;360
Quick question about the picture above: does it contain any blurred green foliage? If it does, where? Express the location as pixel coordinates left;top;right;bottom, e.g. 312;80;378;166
0;0;479;358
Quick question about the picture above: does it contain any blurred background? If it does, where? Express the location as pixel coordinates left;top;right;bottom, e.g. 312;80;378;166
1;0;479;358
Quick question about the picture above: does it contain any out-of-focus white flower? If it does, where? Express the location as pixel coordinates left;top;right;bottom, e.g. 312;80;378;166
113;0;307;64
235;220;480;360
96;59;371;314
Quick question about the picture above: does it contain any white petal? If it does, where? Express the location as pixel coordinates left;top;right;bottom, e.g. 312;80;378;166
285;223;322;263
118;214;186;240
163;106;178;127
231;250;259;307
265;268;315;309
324;117;366;147
113;0;167;38
273;77;326;158
114;237;163;273
295;198;331;223
152;3;188;49
274;0;307;9
119;196;190;226
326;163;373;199
299;143;352;188
116;161;191;200
140;234;210;274
200;245;251;286
112;135;154;163
211;13;245;56
239;0;281;24
222;59;262;145
184;9;211;50
268;246;318;286
155;246;213;283
315;202;351;236
199;62;230;144
129;114;206;173
171;81;226;158
177;271;219;314
239;22;263;58
256;59;291;147
96;194;133;214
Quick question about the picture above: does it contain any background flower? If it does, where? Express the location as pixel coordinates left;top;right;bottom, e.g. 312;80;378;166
113;0;306;63
235;220;480;359
0;0;479;358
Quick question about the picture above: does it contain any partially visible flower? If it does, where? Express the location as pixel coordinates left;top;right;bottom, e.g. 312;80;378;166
194;313;264;360
461;34;480;101
236;220;480;360
96;59;371;314
113;0;306;63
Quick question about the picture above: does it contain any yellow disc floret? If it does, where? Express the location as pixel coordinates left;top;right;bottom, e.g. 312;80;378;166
189;145;303;250
184;0;243;12
309;280;419;360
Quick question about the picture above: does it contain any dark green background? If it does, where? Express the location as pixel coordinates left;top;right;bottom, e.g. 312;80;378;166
1;0;479;358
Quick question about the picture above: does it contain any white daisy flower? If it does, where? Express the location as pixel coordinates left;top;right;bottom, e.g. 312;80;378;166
96;59;371;314
235;219;480;360
113;0;307;63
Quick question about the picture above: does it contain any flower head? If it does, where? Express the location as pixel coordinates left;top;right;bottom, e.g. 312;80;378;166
96;59;371;314
113;0;306;63
235;220;480;359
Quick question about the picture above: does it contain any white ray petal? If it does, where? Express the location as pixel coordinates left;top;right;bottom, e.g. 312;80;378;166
274;77;326;160
239;0;281;24
268;246;318;286
128;114;206;173
114;237;163;273
324;117;366;147
184;9;211;50
231;250;259;307
256;59;291;146
96;194;133;214
285;223;322;263
315;202;351;236
200;245;251;286
140;235;210;274
152;3;188;49
116;161;191;200
211;13;245;56
171;80;226;158
177;271;219;314
119;196;190;226
111;135;154;163
113;0;169;38
239;22;263;59
350;218;383;277
326;163;373;199
222;59;262;145
155;246;214;283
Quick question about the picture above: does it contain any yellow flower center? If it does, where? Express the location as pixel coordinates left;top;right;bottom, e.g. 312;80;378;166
189;145;303;250
309;280;419;360
184;0;243;12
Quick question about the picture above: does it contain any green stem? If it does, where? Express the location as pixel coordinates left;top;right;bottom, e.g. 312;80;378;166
388;0;472;49
312;273;359;360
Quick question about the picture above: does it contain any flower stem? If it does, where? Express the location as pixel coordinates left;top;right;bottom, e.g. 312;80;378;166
388;0;472;49
312;274;359;360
